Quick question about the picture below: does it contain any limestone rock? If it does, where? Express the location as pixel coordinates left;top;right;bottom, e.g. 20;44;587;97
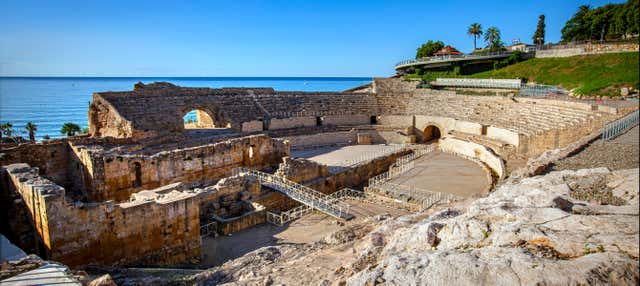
621;87;630;97
349;168;640;285
89;274;117;286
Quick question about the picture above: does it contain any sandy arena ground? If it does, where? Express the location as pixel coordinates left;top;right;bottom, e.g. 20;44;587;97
386;151;490;197
291;144;404;167
200;199;409;267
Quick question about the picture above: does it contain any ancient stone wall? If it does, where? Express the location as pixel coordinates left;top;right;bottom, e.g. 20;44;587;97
0;162;265;267
1;164;202;267
535;44;639;58
89;82;379;140
77;135;289;202
0;142;90;200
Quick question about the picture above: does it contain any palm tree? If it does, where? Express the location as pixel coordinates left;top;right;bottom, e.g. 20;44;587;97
0;122;13;142
25;122;37;143
467;23;483;50
60;122;81;137
484;26;502;50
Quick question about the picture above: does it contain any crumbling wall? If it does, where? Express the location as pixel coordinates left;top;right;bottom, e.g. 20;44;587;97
2;163;202;267
0;142;89;200
82;135;288;202
89;83;379;140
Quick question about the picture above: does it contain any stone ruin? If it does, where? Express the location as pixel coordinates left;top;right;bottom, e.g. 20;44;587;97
0;77;635;269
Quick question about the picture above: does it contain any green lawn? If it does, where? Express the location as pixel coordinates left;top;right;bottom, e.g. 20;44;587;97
467;52;639;96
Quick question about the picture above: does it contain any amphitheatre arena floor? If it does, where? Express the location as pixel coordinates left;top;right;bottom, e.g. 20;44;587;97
200;198;409;267
386;151;491;197
291;145;402;167
292;144;490;197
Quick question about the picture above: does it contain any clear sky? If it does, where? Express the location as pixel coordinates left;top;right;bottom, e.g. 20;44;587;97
0;0;625;77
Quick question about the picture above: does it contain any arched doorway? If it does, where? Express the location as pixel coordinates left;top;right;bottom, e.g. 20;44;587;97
423;125;442;142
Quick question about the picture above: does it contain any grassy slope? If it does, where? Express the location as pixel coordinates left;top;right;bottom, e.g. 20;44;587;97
467;52;639;96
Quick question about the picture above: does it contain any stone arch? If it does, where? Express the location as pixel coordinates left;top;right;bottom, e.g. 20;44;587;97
423;124;442;142
181;106;231;130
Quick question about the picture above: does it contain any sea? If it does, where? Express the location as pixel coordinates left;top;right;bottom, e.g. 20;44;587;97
0;77;371;141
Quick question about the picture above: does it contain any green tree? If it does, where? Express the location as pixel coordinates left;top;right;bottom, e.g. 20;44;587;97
561;1;638;42
416;40;445;59
467;23;483;50
43;135;51;141
484;26;502;51
25;122;37;143
60;122;81;137
533;15;546;45
561;5;592;42
0;122;14;142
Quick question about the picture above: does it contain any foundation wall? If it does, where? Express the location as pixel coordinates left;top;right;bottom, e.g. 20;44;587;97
92;135;288;202
269;117;317;130
1;164;202;267
0;142;89;200
322;115;371;126
486;126;520;146
439;137;505;178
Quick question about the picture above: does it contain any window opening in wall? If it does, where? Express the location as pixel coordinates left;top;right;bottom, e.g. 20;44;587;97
249;144;256;159
133;162;142;188
370;115;378;125
316;116;323;126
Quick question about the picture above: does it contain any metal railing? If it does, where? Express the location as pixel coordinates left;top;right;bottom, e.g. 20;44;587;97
370;183;458;210
339;144;408;167
233;167;353;220
368;144;436;187
602;110;639;141
200;221;218;237
518;84;563;97
396;51;513;68
432;78;523;89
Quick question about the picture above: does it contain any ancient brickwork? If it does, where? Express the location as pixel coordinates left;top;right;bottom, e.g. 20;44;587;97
89;82;379;140
73;135;288;202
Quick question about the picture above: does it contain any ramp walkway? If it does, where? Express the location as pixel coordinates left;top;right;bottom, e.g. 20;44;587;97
233;168;353;220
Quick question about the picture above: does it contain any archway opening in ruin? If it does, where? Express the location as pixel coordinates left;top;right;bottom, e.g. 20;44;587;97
184;109;218;129
133;162;142;188
423;125;442;142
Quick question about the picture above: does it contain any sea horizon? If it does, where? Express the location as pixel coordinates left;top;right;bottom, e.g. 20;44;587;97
0;76;372;141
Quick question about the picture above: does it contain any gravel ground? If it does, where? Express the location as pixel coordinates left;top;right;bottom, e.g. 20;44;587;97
552;126;639;171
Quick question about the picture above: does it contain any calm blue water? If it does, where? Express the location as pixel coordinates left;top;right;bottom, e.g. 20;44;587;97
0;77;371;141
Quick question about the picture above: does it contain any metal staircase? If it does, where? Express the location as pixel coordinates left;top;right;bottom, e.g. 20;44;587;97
233;167;353;220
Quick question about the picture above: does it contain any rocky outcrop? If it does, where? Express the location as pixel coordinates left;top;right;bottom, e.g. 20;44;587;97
349;168;639;285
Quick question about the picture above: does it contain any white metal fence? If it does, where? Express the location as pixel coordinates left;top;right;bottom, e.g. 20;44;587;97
367;144;436;187
432;78;523;89
602;110;639;141
233;167;352;220
339;144;408;167
396;51;512;68
370;183;458;210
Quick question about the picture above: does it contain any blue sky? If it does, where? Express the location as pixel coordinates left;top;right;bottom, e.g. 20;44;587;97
0;0;625;77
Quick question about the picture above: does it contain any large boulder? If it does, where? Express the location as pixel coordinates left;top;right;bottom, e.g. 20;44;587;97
349;168;640;285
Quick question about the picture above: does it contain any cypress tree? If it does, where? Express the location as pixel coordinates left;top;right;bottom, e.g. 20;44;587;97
533;15;546;45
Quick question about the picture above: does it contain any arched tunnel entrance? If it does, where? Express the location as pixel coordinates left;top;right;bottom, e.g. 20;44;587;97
423;125;442;142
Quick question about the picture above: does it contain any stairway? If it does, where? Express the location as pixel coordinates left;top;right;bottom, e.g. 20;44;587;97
234;168;354;220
